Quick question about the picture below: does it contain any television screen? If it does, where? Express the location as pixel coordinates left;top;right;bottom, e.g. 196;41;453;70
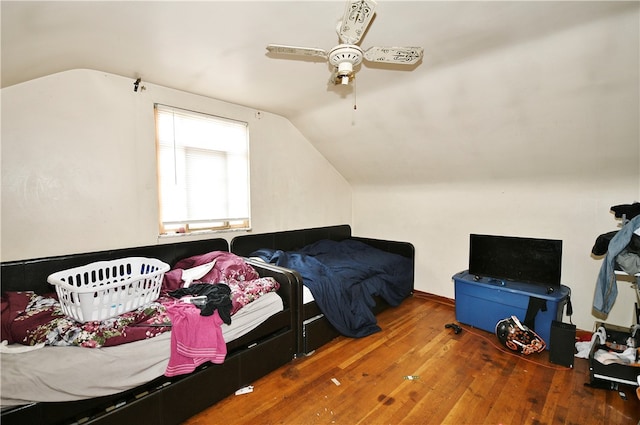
468;234;562;288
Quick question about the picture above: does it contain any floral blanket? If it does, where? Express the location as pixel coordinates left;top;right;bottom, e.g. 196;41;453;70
1;251;279;348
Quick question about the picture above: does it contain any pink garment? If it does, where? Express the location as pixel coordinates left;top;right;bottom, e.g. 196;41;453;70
164;303;227;377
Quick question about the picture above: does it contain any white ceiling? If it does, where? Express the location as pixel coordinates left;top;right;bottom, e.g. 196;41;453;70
2;1;638;185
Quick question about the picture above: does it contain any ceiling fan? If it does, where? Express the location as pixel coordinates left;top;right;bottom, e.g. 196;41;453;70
266;0;424;86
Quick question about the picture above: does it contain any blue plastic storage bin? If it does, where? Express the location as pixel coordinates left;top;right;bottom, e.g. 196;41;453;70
453;270;570;348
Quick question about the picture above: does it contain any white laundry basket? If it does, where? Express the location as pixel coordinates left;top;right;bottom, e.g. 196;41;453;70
47;257;170;323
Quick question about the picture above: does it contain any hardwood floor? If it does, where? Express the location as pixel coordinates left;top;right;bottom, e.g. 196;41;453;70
183;295;640;425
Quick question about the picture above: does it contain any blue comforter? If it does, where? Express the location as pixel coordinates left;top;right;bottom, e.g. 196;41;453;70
250;239;413;338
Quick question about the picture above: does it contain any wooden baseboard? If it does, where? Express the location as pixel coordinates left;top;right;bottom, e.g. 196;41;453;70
412;290;455;308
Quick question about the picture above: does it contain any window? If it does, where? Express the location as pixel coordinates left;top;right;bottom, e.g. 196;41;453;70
155;104;250;235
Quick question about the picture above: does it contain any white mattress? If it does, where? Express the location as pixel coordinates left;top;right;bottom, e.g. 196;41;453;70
1;292;283;406
302;284;315;304
221;291;283;340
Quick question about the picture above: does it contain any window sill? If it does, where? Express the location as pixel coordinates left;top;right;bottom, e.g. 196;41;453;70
158;227;250;240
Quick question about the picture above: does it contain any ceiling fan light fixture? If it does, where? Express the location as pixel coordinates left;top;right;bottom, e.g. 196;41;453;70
328;45;362;85
337;62;354;83
328;44;364;67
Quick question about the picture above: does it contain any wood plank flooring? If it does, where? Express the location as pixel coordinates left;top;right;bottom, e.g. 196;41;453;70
183;294;640;425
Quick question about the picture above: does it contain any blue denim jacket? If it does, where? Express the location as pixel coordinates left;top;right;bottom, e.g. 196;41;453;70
593;214;640;315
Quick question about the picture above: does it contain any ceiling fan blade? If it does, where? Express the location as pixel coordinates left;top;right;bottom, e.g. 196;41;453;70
266;44;328;59
363;46;424;65
337;0;377;45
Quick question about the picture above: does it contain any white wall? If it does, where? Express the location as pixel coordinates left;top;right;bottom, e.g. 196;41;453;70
352;9;639;332
1;69;351;261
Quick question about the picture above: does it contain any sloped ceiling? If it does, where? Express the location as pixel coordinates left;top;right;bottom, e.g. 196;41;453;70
2;1;638;185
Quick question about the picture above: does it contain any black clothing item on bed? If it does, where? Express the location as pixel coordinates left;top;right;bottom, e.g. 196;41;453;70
250;239;413;338
168;283;232;324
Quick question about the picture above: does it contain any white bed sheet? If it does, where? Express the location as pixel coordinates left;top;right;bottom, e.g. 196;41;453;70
302;285;315;304
1;292;283;406
221;291;283;340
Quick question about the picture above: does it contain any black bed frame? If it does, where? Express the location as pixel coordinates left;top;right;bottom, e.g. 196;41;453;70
231;224;415;355
1;238;296;425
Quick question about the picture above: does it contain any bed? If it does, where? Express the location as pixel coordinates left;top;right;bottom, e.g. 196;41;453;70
1;238;296;425
230;225;415;355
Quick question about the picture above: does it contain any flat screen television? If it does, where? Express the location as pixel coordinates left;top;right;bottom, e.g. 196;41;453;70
468;234;562;288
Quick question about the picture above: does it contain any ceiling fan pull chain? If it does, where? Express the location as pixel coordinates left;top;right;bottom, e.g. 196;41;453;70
353;77;357;110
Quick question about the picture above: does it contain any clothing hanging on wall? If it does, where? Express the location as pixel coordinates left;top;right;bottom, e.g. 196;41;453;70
593;214;640;316
610;202;640;221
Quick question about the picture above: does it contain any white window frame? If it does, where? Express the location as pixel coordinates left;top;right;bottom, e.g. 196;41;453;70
154;104;250;235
